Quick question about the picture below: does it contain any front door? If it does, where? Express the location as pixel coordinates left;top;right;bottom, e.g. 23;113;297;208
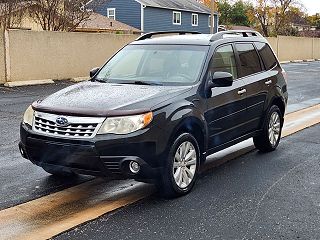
205;44;247;150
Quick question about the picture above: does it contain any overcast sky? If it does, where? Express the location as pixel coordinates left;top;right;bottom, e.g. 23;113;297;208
299;0;320;15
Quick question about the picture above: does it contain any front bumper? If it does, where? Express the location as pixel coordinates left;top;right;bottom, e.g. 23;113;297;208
19;123;167;180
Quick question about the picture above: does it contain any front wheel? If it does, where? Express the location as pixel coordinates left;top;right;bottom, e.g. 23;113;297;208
253;105;283;152
158;133;200;198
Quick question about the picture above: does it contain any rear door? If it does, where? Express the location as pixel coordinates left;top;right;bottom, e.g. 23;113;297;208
254;41;281;115
234;42;268;133
205;44;247;150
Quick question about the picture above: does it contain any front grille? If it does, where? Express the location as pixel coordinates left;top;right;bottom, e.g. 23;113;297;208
33;112;105;139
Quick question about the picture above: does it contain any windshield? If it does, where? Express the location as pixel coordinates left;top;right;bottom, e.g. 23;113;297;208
95;44;209;86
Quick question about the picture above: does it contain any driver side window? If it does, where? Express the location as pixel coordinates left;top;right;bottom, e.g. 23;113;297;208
209;45;238;80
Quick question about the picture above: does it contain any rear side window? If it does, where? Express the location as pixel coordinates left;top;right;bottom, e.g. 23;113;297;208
209;44;238;80
255;42;278;70
235;43;262;78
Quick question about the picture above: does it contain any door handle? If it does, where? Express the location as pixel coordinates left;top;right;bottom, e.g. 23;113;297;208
265;80;272;85
237;89;247;95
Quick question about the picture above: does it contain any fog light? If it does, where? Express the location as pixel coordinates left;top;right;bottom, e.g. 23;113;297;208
129;161;140;174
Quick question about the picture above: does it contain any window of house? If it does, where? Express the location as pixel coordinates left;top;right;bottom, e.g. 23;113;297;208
107;8;116;20
235;43;263;77
209;44;238;80
255;42;278;70
173;11;181;25
192;13;198;26
208;16;212;27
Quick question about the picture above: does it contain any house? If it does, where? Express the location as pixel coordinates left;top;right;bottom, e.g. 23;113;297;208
89;0;219;34
225;25;255;31
75;12;142;33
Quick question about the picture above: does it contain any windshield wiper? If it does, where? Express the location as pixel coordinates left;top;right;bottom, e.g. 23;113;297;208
93;78;107;83
133;81;162;86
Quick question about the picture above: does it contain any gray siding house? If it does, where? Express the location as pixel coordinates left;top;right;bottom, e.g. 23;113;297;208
91;0;219;34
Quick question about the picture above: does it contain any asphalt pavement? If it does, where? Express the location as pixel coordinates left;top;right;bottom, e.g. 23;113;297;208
283;61;320;113
55;123;320;240
0;61;319;239
0;81;90;210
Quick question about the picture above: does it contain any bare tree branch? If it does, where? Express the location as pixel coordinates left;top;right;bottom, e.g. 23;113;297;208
28;0;104;31
0;0;26;31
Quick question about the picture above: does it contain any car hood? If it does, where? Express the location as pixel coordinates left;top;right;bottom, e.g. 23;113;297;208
32;81;191;117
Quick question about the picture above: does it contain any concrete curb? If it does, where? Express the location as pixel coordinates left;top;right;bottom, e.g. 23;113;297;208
280;61;291;64
4;79;54;87
71;77;90;82
288;59;320;63
303;59;315;62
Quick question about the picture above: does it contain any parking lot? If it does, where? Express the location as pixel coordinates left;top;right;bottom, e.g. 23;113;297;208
0;61;319;239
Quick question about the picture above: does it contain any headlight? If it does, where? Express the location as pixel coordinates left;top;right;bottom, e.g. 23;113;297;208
97;112;153;135
23;105;34;126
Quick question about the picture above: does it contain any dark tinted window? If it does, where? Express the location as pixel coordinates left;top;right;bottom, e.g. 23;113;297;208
209;44;238;80
235;43;262;77
255;42;278;70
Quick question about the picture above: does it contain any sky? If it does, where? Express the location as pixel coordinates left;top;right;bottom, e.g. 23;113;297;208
299;0;320;15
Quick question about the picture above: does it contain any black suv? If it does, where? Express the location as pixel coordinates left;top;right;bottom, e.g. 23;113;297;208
20;31;288;197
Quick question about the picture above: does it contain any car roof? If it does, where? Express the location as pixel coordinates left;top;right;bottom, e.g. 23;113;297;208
131;34;213;46
130;31;268;46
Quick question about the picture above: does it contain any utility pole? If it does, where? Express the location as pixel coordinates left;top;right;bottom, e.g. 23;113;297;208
210;0;215;34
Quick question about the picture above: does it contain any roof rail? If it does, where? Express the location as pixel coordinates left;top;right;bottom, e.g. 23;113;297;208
136;31;201;41
210;30;263;41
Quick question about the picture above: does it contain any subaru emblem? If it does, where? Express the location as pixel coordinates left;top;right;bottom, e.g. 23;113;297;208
56;116;69;127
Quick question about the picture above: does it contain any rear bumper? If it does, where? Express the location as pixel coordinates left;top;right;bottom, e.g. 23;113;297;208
19;123;167;180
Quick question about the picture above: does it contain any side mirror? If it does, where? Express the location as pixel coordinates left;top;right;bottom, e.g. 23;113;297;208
208;72;233;88
90;67;100;78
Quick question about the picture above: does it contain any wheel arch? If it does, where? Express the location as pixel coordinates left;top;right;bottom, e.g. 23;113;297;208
271;96;286;118
168;116;207;164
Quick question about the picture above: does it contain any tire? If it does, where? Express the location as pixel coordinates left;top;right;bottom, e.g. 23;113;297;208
158;133;200;198
253;105;283;152
41;165;77;178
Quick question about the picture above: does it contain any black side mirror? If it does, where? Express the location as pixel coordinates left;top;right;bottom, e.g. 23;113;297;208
208;72;233;89
90;67;100;78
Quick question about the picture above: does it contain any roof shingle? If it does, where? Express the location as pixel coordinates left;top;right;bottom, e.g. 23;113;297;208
135;0;211;14
76;12;141;33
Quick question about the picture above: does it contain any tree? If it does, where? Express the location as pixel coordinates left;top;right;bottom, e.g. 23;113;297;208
308;13;320;29
0;0;26;31
216;0;232;25
28;0;102;31
247;0;305;36
272;0;296;34
246;0;274;36
229;1;251;26
207;0;252;27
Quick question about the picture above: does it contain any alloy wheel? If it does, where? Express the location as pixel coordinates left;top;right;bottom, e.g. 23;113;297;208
173;141;197;189
268;111;281;147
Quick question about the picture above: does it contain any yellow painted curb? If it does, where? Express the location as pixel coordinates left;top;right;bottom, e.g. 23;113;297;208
0;179;155;240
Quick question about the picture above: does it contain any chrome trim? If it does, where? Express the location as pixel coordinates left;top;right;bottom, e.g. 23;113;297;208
32;111;105;139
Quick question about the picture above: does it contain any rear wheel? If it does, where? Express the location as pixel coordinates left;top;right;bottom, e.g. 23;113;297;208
159;133;200;198
253;105;283;152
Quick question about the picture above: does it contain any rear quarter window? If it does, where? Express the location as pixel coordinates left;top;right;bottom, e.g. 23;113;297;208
255;42;278;70
235;43;262;78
